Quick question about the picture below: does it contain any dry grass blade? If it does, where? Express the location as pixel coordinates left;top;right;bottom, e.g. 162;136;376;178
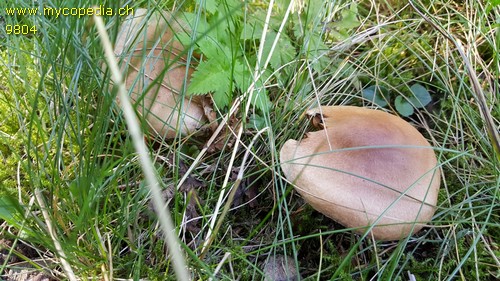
92;10;191;281
198;0;297;258
200;127;269;259
34;189;77;281
409;0;500;162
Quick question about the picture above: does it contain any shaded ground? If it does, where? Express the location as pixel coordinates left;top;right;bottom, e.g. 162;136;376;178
0;238;55;281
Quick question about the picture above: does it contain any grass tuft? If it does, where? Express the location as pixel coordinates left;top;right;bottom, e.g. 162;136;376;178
0;0;498;280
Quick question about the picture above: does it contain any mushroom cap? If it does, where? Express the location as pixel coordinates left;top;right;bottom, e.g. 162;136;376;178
280;106;441;240
114;9;206;138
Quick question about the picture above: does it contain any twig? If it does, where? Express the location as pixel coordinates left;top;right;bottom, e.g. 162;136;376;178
93;10;191;281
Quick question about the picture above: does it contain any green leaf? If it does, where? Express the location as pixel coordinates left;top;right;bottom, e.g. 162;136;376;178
303;0;325;20
0;196;34;237
198;38;231;60
0;196;23;225
253;71;272;113
233;60;251;91
212;13;232;44
218;0;244;18
240;20;263;40
212;90;231;109
328;29;348;42
409;83;432;108
251;87;271;113
234;61;271;113
362;85;389;107
248;113;267;130
331;3;360;30
395;96;414;117
204;0;219;15
343;8;360;29
176;15;212;52
179;13;211;34
187;58;231;96
303;32;330;74
263;31;296;71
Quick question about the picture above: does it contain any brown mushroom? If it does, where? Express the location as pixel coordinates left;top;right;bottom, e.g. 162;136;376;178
114;9;206;138
280;106;441;240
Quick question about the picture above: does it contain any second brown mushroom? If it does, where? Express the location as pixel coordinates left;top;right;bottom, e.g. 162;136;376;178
280;106;441;241
114;8;207;139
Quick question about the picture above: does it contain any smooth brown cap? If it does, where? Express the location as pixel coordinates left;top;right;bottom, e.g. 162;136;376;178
114;9;206;138
280;106;441;240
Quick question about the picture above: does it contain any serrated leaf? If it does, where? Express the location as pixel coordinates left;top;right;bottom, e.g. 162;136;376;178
211;68;233;109
179;13;210;34
204;0;218;15
260;31;278;67
197;38;225;60
248;113;267;130
331;4;360;30
176;14;213;52
218;0;244;18
241;21;263;40
187;58;231;96
304;32;330;73
234;64;271;113
262;31;296;71
362;85;388;107
212;90;231;109
233;60;251;91
277;35;296;64
395;96;414;117
212;14;233;44
251;87;271;113
409;83;432;108
302;0;324;20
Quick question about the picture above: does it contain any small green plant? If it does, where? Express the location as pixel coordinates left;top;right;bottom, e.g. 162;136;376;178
362;82;432;116
326;2;361;42
1;0;499;280
180;0;361;114
178;0;276;112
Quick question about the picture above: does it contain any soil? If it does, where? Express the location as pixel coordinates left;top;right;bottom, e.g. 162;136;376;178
0;238;55;281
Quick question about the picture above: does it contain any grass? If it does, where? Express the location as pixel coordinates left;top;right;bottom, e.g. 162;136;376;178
1;0;499;280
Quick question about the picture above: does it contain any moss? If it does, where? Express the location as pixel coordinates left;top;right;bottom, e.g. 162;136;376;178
0;47;33;197
0;41;69;196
